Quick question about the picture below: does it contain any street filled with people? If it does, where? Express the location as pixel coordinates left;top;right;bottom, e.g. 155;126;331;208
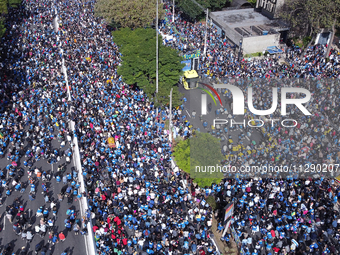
0;0;340;254
161;2;340;255
162;2;340;177
0;0;90;254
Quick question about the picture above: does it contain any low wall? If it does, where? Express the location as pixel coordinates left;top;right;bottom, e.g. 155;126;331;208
242;33;279;54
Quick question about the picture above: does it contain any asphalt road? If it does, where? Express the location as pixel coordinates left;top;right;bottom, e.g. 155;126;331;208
0;127;87;255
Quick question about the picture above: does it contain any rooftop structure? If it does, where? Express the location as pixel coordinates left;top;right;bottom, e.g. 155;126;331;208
210;8;289;53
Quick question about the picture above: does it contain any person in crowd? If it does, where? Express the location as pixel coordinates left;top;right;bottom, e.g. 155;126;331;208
0;0;340;254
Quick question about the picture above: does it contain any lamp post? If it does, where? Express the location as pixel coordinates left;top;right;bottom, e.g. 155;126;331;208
172;0;175;22
169;88;173;142
203;8;208;57
156;0;159;116
156;0;159;95
238;38;242;61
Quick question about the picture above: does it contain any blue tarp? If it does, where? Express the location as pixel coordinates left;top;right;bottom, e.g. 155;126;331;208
267;46;283;54
181;60;191;72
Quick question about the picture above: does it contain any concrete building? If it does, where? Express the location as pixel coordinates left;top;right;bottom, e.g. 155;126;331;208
210;8;289;54
256;0;285;19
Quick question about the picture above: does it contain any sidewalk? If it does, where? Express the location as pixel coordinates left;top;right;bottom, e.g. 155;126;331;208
211;216;239;255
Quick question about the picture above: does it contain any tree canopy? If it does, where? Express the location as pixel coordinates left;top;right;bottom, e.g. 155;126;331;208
112;28;184;108
278;0;340;37
247;0;256;5
0;0;22;39
95;0;164;29
0;0;7;38
175;0;227;21
173;132;224;188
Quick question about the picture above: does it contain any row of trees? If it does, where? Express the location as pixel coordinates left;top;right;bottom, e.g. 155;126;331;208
95;0;229;27
175;0;226;21
95;0;164;29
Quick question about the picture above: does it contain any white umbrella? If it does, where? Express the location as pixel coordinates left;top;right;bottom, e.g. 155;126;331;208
292;239;299;247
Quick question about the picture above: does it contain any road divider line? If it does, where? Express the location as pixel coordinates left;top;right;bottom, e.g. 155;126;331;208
185;110;191;118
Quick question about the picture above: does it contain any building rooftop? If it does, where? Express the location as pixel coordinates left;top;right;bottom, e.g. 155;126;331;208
211;8;288;37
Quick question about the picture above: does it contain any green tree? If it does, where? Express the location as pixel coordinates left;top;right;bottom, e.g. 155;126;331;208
95;0;164;28
112;28;184;108
8;0;21;7
0;18;5;38
173;137;191;173
0;0;7;38
175;0;227;21
206;196;218;210
278;0;340;37
173;132;224;188
0;0;7;15
246;0;256;5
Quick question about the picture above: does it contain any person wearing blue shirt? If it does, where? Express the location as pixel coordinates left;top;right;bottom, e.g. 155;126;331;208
146;249;154;254
217;223;224;232
191;242;197;253
310;242;318;252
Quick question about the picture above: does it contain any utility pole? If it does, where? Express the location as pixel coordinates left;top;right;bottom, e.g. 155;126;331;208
172;0;175;22
203;8;208;57
186;0;208;57
156;0;159;95
156;0;159;116
169;88;173;142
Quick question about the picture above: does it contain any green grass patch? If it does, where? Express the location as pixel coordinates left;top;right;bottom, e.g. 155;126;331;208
303;36;312;47
292;37;304;49
295;42;304;48
0;19;5;38
8;0;21;7
244;51;264;58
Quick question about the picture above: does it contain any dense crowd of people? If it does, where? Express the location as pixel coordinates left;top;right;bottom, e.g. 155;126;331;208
198;177;340;255
1;0;340;254
161;4;340;80
54;0;218;254
161;3;340;179
0;0;90;254
160;2;340;255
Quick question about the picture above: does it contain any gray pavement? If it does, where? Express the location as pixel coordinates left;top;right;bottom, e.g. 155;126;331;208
0;128;87;255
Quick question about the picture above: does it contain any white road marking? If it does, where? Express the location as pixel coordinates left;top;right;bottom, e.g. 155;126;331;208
185;110;191;118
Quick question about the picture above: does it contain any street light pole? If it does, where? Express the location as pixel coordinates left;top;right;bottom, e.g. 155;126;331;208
169;88;173;142
156;0;159;95
203;8;208;57
156;0;159;116
238;38;242;61
172;0;175;22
